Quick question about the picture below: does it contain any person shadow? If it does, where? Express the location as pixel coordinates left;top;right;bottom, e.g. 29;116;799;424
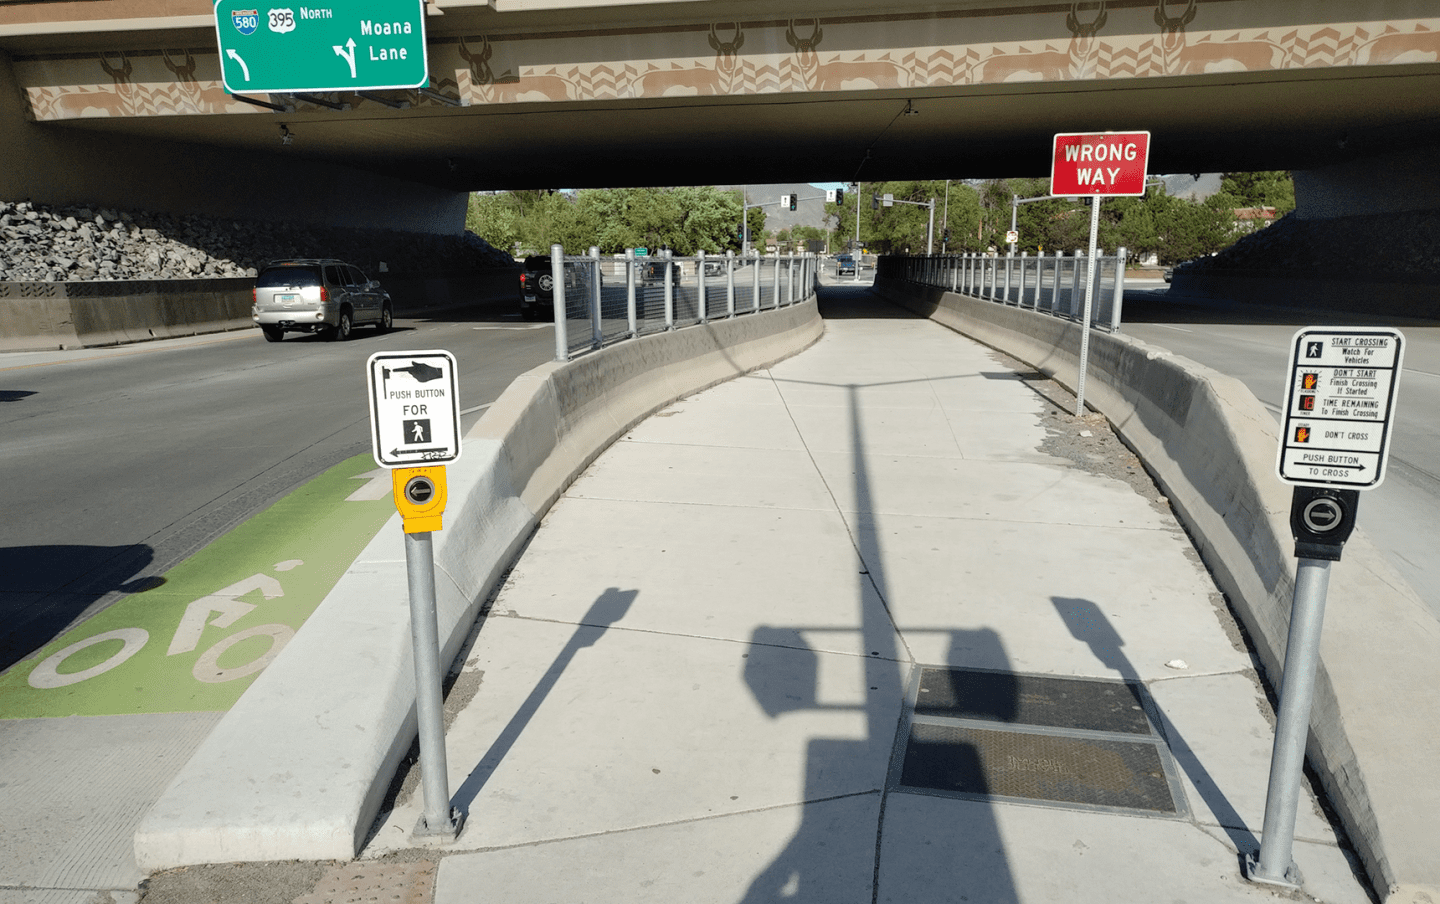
738;625;1020;903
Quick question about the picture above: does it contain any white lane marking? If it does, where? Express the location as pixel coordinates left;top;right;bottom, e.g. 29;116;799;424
1155;324;1194;333
473;324;550;331
347;468;393;501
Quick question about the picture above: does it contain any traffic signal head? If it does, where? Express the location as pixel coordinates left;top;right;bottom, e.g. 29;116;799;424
789;192;798;211
835;188;845;206
872;194;879;210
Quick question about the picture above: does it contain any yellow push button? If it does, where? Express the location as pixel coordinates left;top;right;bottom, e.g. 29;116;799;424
392;466;447;533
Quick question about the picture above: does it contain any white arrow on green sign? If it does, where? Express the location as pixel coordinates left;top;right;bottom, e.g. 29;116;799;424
214;0;429;94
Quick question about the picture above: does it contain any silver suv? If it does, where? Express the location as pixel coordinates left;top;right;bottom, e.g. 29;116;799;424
252;259;392;342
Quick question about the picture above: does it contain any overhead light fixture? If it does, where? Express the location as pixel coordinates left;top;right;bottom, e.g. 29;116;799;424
279;124;293;146
903;100;919;117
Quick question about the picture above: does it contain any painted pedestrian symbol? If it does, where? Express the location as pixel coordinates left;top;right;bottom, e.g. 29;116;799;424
404;419;431;444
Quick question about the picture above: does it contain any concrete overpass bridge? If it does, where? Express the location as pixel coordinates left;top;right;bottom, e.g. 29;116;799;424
3;0;1440;231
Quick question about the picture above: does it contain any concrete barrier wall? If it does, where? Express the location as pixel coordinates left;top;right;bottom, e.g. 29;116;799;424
0;270;522;351
134;299;823;870
872;276;1440;904
0;279;253;351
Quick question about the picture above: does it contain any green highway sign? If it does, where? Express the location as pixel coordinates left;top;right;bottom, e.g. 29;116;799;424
214;0;429;94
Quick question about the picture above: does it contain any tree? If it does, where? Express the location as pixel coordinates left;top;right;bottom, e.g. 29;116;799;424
466;193;520;254
1220;171;1295;215
1150;190;1236;264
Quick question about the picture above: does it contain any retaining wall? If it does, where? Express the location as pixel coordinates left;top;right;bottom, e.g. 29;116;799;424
134;299;824;869
0;269;522;351
872;275;1440;904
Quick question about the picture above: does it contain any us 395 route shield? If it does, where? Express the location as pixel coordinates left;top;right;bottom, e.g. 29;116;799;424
1277;327;1404;490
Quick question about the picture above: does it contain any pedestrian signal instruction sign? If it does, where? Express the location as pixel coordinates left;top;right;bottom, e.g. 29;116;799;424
1277;327;1403;489
367;350;462;468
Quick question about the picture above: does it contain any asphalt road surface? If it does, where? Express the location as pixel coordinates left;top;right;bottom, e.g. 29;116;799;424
0;300;555;674
1122;283;1440;623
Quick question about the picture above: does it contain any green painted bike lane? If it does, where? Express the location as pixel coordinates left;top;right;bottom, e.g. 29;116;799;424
0;454;396;719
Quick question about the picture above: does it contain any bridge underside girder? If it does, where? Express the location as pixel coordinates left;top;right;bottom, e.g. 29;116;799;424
6;0;1440;225
50;63;1440;190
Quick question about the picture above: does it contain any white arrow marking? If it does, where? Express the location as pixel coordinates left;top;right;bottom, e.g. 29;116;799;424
167;573;285;656
227;48;251;81
333;38;357;78
347;468;393;501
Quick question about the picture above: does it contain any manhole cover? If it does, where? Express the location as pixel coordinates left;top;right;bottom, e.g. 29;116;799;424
900;721;1177;813
892;667;1185;817
916;667;1152;735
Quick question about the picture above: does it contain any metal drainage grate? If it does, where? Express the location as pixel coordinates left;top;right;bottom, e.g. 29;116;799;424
892;667;1186;817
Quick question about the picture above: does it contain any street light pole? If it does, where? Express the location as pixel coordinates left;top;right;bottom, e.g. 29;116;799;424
854;181;862;283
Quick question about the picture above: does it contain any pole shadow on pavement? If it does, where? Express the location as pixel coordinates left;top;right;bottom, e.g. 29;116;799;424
450;586;638;815
1051;595;1260;857
739;369;1018;901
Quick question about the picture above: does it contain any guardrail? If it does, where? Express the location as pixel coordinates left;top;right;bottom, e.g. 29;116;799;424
546;244;819;361
880;249;1130;332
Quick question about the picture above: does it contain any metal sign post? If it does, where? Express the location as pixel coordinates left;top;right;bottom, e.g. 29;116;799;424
1050;131;1150;417
366;350;464;842
1246;327;1404;890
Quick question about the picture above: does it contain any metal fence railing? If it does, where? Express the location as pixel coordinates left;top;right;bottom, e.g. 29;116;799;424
879;248;1130;332
548;245;819;361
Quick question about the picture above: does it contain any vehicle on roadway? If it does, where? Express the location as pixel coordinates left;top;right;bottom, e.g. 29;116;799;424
836;254;857;276
641;258;681;288
520;254;610;320
252;259;392;342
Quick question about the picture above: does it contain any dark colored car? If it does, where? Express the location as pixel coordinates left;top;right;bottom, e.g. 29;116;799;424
252;259;391;342
520;254;610;320
519;255;558;321
641;259;680;288
836;254;856;276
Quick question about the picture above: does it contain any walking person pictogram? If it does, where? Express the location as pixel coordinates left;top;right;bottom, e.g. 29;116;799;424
404;419;432;444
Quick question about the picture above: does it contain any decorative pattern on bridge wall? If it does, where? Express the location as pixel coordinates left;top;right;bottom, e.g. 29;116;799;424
15;1;1440;122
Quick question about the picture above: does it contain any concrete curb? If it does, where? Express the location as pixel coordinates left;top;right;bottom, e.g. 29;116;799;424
133;300;823;870
873;277;1440;904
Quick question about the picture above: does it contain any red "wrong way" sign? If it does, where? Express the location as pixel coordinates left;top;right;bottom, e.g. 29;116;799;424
1051;131;1150;196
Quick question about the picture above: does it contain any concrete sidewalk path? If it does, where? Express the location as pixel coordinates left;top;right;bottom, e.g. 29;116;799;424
365;289;1370;903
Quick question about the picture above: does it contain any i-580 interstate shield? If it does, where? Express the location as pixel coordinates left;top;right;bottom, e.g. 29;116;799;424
367;350;461;469
1277;327;1404;490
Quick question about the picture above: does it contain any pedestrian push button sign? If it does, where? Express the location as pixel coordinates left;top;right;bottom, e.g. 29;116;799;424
1277;327;1403;489
367;350;461;469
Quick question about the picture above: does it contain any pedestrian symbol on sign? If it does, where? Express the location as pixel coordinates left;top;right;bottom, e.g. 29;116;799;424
405;419;431;444
1306;342;1324;358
